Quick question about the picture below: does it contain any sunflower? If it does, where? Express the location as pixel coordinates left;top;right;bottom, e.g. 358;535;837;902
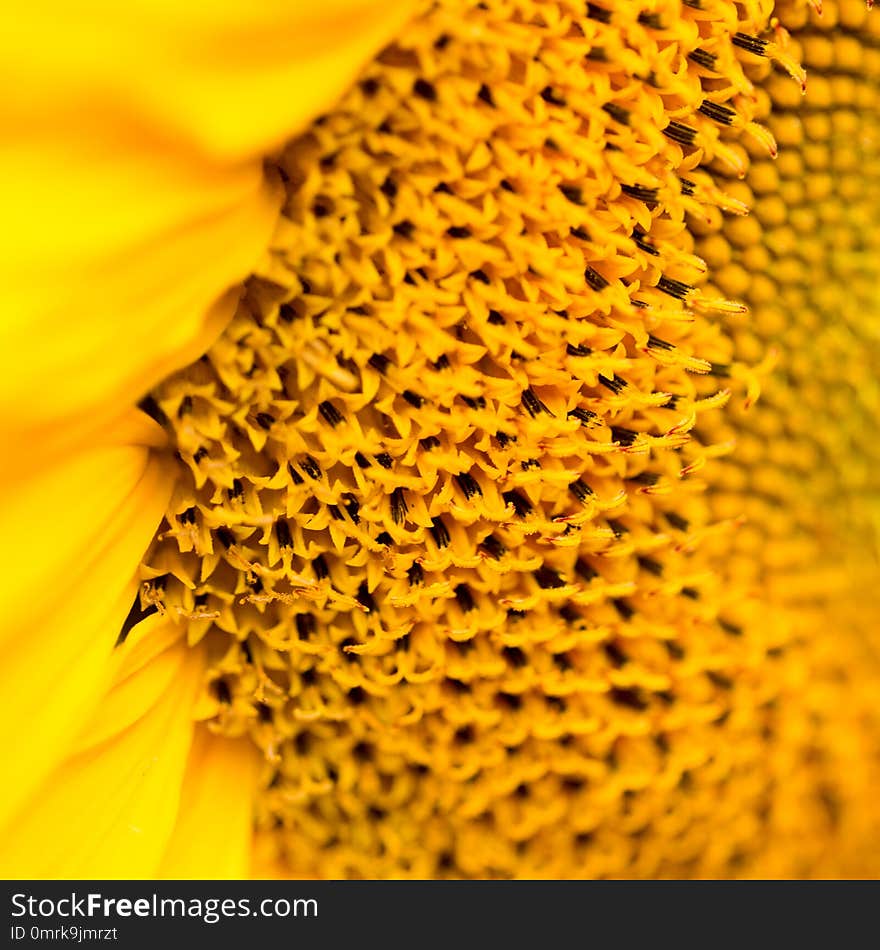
2;0;879;880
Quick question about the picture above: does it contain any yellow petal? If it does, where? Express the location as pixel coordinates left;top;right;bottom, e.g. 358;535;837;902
0;624;203;879
0;0;416;463
158;729;259;880
0;411;174;827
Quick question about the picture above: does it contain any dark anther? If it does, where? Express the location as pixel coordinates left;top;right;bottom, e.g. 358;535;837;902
454;583;475;613
679;177;696;197
390;487;408;525
574;558;597;581
647;334;674;351
638;11;662;27
433;354;450;371
296;613;316;640
407;562;424;586
732;32;769;56
500;178;515;192
568;406;597;424
455;473;482;499
503;646;527;668
477;83;495;106
216;526;235;549
507;609;526;620
603;641;628;667
360;77;380;96
497;692;522;711
228;478;244;501
354;451;371;469
429;516;450;548
708;671;733;690
599;373;627;394
275;520;293;548
611;426;638;447
632;228;659;255
541;86;566;106
559;604;581;624
534;566;565;589
521;388;553;417
420;435;441;450
177;395;193;418
495;431;514;447
681;586;699;600
313;555;329;580
375;531;393;546
301;455;322;480
632;471;660;486
479;535;506;560
666;511;690;531
608;518;627;538
638;555;663;576
610;687;648;711
300;668;316;686
454;725;475;744
487;309;505;326
343;494;360;524
719;619;743;637
192;447;209;464
318;400;343;427
446;225;471;239
553;651;573;671
339;637;359;661
569;479;594;504
688;47;717;70
356;581;375;614
461;394;487;409
657;274;694;300
375;452;393;469
602;102;630;125
413;78;438;101
402;390;425;408
393;220;414;239
708;362;731;378
586;3;612;23
698;99;736;126
622;183;659;203
520;458;540;471
353;741;374;763
348;686;366;705
613;598;634;620
559;184;584;205
584;266;609;291
328;504;345;522
663;120;698;146
470;268;490;284
503;490;532;518
287;462;304;485
369;352;391;374
380;176;398;199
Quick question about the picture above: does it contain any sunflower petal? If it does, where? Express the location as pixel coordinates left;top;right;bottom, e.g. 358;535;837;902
0;412;174;828
0;625;203;879
158;729;259;880
0;0;416;463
